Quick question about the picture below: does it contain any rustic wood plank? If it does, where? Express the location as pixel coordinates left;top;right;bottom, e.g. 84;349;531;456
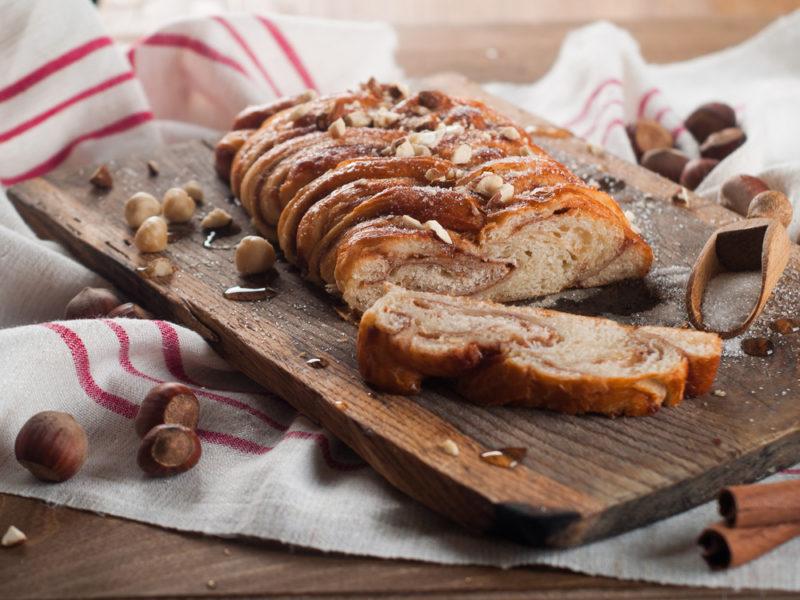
7;76;800;551
3;492;796;600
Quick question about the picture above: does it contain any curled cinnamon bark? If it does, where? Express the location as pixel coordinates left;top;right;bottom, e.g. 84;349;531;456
719;480;800;528
698;520;800;570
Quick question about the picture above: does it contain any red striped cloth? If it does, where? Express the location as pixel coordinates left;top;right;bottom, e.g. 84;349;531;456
0;1;400;187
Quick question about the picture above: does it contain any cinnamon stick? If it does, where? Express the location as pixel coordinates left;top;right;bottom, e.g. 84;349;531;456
719;480;800;527
698;520;800;569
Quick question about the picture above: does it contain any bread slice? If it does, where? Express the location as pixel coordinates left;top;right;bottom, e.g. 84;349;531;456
357;287;721;416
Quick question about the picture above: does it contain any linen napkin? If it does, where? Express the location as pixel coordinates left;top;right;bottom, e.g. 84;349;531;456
1;0;799;590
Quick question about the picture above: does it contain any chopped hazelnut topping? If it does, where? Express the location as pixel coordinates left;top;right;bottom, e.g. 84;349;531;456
425;168;445;182
424;219;452;244
413;144;432;156
401;215;424;229
475;173;504;197
1;525;27;547
490;183;515;205
521;146;536;156
410;130;439;147
345;111;372;127
328;117;346;139
498;126;521;141
371;107;401;128
201;207;233;230
391;82;410;98
451;143;472;164
439;439;460;456
394;140;415;158
299;89;318;102
289;102;312;120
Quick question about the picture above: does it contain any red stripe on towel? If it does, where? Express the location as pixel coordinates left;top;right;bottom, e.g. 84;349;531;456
257;16;318;91
137;32;250;79
0;71;136;143
0;111;153;185
0;37;113;103
563;78;622;128
214;16;281;96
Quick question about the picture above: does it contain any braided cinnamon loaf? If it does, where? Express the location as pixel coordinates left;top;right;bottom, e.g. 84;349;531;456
358;287;722;417
216;80;653;312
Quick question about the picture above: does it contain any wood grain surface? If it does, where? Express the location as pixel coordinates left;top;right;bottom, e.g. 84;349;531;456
8;75;800;553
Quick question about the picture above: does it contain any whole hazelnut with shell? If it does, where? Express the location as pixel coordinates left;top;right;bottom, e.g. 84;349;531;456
15;411;88;482
65;287;122;319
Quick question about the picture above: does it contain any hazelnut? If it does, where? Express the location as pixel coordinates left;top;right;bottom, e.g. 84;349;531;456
628;119;673;159
146;160;160;176
451;143;472;164
417;90;441;109
15;411;88;482
200;208;233;230
719;174;769;216
747;190;793;228
135;382;200;438
89;165;113;189
140;257;175;279
679;158;719;191
394;140;415;158
134;216;168;253
1;525;27;547
328;117;346;139
685;102;736;143
235;236;276;276
640;148;689;183
498;126;521;141
137;424;201;477
162;188;195;223
424;219;452;244
700;127;746;161
124;192;161;228
182;180;204;203
107;302;152;319
64;287;122;319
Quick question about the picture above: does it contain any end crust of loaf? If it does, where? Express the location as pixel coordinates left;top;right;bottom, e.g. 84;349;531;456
357;287;721;417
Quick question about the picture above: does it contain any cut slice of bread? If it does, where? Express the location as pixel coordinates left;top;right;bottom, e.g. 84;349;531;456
357;287;721;416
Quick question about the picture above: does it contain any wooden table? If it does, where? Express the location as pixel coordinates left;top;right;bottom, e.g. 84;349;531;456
2;15;795;599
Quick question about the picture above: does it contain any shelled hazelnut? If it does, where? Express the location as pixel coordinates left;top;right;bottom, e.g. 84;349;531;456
182;180;204;203
135;382;200;438
89;165;113;189
137;424;201;477
747;190;793;228
235;236;276;276
134;216;168;253
719;175;770;216
15;411;88;482
140;257;175;279
680;158;719;191
685;102;736;143
162;188;195;223
200;208;233;230
124;192;161;228
64;287;122;319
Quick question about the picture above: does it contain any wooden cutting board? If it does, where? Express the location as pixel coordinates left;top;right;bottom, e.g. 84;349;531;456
9;74;800;548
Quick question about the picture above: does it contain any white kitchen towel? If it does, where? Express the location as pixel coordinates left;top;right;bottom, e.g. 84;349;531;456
1;0;799;590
